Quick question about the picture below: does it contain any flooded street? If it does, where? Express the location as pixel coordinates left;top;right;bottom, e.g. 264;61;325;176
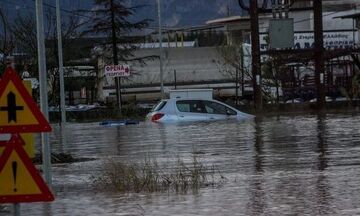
14;113;360;215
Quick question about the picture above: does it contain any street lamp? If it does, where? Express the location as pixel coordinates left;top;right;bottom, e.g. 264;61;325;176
157;0;164;98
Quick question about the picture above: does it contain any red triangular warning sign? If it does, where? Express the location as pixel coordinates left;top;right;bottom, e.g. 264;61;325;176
0;134;54;203
0;67;51;133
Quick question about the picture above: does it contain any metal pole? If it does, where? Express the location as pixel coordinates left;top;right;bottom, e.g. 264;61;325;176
35;0;52;185
157;0;164;98
13;203;20;216
174;69;177;89
240;43;245;97
249;0;263;111
56;0;66;124
110;0;122;110
235;68;239;106
314;0;325;110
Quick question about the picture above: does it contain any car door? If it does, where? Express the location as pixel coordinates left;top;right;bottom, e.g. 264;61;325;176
175;100;208;121
202;100;237;120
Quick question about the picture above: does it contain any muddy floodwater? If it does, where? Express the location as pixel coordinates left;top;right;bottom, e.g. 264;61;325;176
7;113;360;215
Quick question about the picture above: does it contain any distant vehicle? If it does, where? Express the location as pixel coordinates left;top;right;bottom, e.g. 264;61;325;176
285;98;304;104
335;97;349;102
309;96;332;103
146;98;254;122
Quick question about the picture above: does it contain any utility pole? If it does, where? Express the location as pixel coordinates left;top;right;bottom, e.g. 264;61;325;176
56;0;66;124
110;0;122;110
249;0;263;111
56;0;67;155
174;69;177;90
157;0;164;98
35;0;52;185
235;68;239;106
314;0;325;110
240;43;245;102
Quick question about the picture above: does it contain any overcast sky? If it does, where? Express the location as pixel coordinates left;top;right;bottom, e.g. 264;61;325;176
0;0;243;28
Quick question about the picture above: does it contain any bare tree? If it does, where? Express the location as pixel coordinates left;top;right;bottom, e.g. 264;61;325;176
215;43;254;103
11;10;87;105
0;9;14;73
216;42;312;104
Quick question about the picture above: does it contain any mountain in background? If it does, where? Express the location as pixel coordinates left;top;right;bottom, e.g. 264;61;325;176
0;0;243;28
127;0;243;27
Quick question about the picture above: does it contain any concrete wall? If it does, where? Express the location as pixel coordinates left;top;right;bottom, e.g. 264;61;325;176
101;47;244;101
127;47;227;85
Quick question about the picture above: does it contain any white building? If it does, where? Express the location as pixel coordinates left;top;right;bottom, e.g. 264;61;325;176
98;44;241;102
98;1;360;103
205;1;360;100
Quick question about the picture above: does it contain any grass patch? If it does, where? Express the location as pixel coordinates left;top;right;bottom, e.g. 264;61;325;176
91;156;226;193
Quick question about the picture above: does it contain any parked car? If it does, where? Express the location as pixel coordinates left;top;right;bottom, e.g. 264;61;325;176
146;98;254;123
285;98;304;104
309;96;332;103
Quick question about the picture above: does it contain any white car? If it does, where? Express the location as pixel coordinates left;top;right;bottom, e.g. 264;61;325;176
146;98;254;122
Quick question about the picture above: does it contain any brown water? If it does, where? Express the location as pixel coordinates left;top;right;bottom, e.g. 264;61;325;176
8;113;360;215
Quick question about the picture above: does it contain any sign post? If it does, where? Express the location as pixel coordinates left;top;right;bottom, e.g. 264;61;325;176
14;203;20;216
104;64;130;108
0;68;51;133
0;135;54;203
0;67;54;215
35;0;52;188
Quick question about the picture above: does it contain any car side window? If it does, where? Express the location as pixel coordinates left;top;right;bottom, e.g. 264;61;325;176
203;101;237;115
226;107;237;115
176;101;191;112
176;100;206;113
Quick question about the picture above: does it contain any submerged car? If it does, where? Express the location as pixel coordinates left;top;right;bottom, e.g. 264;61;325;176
147;98;254;122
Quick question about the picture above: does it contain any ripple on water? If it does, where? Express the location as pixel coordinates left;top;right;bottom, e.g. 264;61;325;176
24;113;360;215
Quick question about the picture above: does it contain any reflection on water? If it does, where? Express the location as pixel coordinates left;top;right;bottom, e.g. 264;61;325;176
247;117;265;215
19;113;360;215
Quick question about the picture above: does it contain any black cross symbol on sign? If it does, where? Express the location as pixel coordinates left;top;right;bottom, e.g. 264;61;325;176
0;92;24;123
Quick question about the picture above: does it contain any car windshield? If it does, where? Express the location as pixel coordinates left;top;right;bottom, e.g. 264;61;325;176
152;100;167;111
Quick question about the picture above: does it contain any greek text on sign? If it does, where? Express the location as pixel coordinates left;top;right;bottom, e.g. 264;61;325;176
104;65;130;77
260;30;358;51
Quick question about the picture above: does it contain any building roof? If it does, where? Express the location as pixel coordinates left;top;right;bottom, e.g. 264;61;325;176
334;12;360;19
206;15;271;26
206;16;248;25
135;41;196;49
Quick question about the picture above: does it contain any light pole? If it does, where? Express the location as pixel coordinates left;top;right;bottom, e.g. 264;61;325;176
35;0;52;185
157;0;164;98
249;0;263;111
56;0;66;124
110;0;122;110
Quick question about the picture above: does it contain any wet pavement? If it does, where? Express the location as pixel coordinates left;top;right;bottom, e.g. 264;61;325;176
5;113;360;215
